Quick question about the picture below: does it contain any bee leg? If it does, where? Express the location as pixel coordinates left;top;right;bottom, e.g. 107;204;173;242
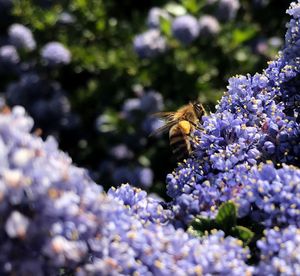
187;121;204;131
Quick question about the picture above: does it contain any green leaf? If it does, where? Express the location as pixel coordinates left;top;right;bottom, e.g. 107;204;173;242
232;27;258;45
160;17;172;36
231;226;254;245
215;202;237;232
190;216;217;234
165;3;187;16
182;0;200;13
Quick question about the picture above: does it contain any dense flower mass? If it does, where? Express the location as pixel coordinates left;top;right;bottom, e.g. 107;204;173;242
0;107;253;275
2;0;300;274
256;226;300;275
235;163;300;227
166;1;300;225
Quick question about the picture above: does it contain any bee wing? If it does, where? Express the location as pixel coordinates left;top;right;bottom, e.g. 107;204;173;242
151;112;176;120
149;112;177;137
149;121;177;137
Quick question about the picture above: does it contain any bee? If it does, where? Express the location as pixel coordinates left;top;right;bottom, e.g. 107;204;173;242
152;101;206;160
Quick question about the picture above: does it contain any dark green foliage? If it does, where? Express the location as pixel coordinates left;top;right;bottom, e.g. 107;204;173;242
190;202;254;245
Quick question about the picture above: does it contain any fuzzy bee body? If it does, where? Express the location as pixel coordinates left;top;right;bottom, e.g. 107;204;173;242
169;122;192;160
152;101;205;160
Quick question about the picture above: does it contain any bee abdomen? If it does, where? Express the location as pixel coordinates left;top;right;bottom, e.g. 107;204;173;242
169;125;191;160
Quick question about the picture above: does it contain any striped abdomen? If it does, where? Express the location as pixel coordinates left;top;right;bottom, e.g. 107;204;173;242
169;124;192;160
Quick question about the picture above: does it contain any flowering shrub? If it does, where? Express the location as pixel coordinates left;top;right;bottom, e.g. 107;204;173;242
0;107;253;275
166;1;300;225
1;1;300;274
7;0;289;193
0;10;76;137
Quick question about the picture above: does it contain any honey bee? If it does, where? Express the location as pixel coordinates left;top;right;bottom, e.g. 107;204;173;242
152;101;206;160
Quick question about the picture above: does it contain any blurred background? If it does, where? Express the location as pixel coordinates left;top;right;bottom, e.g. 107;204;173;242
0;0;290;198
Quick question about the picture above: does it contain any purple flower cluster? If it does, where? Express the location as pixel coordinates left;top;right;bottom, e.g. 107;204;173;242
147;7;170;29
95;89;164;189
41;42;71;66
256;226;300;275
133;4;223;57
0;6;74;137
5;74;79;136
108;184;172;223
0;107;253;275
216;0;240;21
234;163;300;227
8;23;36;51
198;15;221;37
166;1;300;224
133;29;167;59
172;15;200;44
0;45;19;73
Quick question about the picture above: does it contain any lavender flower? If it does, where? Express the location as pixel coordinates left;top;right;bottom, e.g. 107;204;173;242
256;226;300;275
5;74;75;134
109;144;134;160
0;107;253;275
40;42;71;66
58;12;76;25
108;184;172;223
8;23;36;51
198;15;221;37
133;29;167;58
0;45;19;66
140;90;164;113
142;117;164;134
235;163;300;228
172;15;200;44
216;0;240;21
147;7;171;29
166;1;300;225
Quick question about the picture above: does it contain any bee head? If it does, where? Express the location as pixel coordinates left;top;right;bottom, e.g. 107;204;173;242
192;101;205;118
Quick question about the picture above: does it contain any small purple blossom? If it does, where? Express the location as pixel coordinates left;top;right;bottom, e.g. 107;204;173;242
0;45;19;64
172;15;200;44
147;7;171;29
140;90;164;113
198;15;220;36
216;0;240;21
40;42;71;66
8;23;36;51
133;29;167;59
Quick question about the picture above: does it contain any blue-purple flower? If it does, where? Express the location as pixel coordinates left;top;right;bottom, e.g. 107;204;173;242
166;1;300;225
198;15;220;37
172;15;200;44
0;107;253;274
8;23;36;51
147;7;171;29
256;226;300;275
133;29;167;58
40;42;71;66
